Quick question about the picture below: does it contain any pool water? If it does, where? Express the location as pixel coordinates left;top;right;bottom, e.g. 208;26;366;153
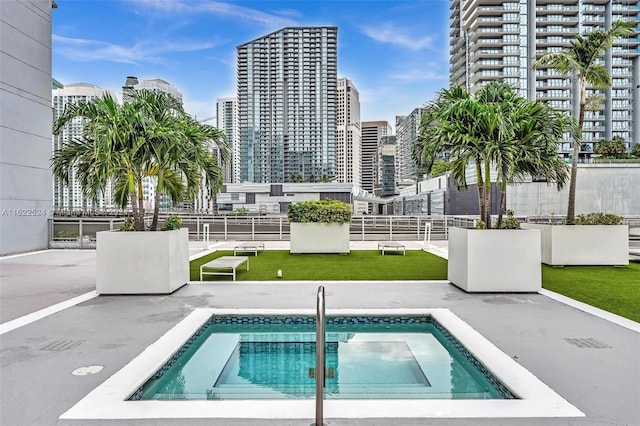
131;316;515;400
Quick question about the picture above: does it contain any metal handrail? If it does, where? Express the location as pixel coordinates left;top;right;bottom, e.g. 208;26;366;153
315;286;325;426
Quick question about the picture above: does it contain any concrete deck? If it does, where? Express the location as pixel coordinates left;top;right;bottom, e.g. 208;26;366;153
0;242;638;426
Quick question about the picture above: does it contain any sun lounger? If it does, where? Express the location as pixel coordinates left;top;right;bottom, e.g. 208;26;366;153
234;242;265;256
378;242;405;255
200;256;249;281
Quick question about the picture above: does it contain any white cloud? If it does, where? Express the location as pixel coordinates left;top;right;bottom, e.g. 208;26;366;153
360;23;434;51
133;0;298;27
53;34;218;64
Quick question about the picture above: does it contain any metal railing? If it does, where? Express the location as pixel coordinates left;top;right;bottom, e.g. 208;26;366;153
49;215;474;248
315;286;325;426
51;214;639;249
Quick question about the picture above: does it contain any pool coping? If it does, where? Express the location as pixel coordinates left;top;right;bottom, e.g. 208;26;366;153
60;308;584;420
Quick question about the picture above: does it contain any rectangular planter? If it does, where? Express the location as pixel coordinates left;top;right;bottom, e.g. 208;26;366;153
96;228;189;294
448;227;541;293
289;223;350;254
521;224;628;266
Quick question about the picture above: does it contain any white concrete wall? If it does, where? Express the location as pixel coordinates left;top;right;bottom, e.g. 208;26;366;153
507;164;640;216
0;0;53;255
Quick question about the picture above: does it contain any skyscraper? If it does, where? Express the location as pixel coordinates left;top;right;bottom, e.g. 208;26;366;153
361;121;392;193
216;97;238;183
396;108;425;184
122;76;183;104
449;0;639;151
237;27;338;183
336;78;361;185
52;83;117;211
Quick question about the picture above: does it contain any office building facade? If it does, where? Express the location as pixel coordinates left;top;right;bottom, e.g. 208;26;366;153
378;136;399;197
395;108;425;184
237;27;338;183
361;121;392;193
122;76;183;104
336;78;362;185
449;0;639;152
52;83;117;212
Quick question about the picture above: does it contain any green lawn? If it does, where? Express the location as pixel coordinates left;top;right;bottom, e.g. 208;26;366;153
189;250;639;323
190;250;448;281
542;262;640;322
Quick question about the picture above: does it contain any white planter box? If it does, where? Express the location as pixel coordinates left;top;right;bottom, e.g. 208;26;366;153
448;227;541;293
522;224;628;266
290;223;350;254
96;228;189;294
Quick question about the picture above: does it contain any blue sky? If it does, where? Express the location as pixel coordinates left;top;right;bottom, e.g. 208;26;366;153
53;0;451;128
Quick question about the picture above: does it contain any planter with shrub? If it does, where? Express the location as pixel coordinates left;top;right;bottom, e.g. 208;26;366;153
97;225;189;295
522;213;628;266
51;90;229;294
288;199;351;254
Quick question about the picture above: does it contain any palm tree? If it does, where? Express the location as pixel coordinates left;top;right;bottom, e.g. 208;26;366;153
533;20;635;224
52;89;229;231
418;82;574;228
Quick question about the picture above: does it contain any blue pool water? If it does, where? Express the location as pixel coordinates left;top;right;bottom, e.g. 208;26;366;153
131;316;516;400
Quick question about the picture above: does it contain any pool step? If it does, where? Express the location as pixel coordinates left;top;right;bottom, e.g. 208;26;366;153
197;383;493;400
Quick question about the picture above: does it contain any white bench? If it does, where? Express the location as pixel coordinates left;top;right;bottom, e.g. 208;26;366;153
234;242;265;256
378;242;405;256
200;256;249;281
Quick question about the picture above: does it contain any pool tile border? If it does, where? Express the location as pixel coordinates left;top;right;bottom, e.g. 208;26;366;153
60;308;584;420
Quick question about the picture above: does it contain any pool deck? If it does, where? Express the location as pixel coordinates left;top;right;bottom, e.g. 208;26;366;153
1;241;638;426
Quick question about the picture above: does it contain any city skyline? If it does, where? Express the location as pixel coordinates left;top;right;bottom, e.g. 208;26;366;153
52;0;451;127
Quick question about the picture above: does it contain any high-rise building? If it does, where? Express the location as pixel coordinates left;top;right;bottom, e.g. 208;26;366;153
336;78;361;185
1;0;55;255
236;27;338;183
52;83;117;212
395;108;425;184
361;121;392;193
122;76;183;104
378;136;399;197
449;0;639;151
217;97;238;183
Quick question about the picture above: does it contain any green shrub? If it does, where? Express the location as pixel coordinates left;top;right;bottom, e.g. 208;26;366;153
475;220;487;229
287;199;352;224
162;215;183;230
234;207;249;215
120;217;135;231
500;210;521;229
56;230;78;240
575;212;624;225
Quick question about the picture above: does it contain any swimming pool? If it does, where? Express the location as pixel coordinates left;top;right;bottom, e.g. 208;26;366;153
131;315;515;401
60;308;584;420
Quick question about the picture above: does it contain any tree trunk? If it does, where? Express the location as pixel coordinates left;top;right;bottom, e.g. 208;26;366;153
151;184;162;231
496;180;507;229
567;79;586;225
136;178;145;231
484;161;492;228
475;162;485;226
129;192;139;229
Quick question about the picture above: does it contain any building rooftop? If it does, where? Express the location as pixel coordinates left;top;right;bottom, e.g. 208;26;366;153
0;243;638;425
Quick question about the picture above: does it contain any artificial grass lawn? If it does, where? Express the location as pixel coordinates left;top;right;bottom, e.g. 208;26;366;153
190;250;448;282
189;250;638;322
542;262;640;322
